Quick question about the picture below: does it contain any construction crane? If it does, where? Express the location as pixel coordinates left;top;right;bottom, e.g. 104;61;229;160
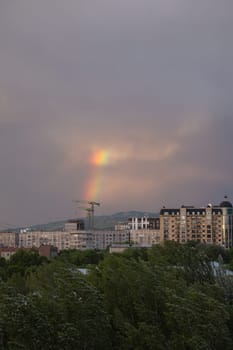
89;201;100;229
73;200;100;229
78;206;93;229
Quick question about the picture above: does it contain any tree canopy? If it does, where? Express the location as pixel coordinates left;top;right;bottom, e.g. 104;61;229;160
0;243;233;349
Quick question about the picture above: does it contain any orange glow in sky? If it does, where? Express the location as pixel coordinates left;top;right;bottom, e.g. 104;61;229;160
90;149;110;166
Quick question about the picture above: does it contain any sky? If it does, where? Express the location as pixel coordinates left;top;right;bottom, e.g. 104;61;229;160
0;0;233;227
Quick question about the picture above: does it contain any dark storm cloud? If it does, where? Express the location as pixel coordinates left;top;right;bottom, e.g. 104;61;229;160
0;0;233;225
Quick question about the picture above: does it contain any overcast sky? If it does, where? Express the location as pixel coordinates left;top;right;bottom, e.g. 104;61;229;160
0;0;233;226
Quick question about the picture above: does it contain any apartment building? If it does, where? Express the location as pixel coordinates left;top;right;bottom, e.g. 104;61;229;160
18;215;129;251
18;219;94;251
93;230;130;250
18;230;95;251
19;231;70;250
69;231;94;249
128;217;160;230
114;222;129;231
127;217;161;246
130;229;162;246
160;199;233;248
0;232;19;248
64;219;85;232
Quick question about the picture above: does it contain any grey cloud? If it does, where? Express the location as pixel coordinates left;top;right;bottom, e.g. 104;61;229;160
0;0;232;225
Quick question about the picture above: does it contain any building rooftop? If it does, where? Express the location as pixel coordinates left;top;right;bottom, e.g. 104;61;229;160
220;196;232;208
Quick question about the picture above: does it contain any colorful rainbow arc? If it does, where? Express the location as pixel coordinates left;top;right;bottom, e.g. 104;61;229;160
91;149;110;166
84;149;110;200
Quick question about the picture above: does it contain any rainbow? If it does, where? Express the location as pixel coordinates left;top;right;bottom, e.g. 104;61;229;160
84;149;110;200
90;149;110;166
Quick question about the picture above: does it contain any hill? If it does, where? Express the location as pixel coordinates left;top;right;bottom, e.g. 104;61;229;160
2;211;159;232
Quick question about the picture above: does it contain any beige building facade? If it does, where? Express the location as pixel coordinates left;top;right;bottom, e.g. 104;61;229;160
160;199;233;248
93;230;130;250
18;230;94;251
127;217;162;246
130;229;162;246
0;232;18;248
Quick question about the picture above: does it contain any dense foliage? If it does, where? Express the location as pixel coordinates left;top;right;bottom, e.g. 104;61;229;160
1;243;233;349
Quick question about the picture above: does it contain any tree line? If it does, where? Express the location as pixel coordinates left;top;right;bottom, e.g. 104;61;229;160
1;242;233;349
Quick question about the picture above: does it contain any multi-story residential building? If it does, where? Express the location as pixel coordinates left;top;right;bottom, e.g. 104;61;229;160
114;222;129;231
19;231;71;250
69;231;94;249
93;230;130;250
127;217;161;247
160;198;233;248
18;217;129;251
19;230;94;251
128;217;160;230
64;219;85;232
0;232;19;248
130;229;162;246
18;219;94;251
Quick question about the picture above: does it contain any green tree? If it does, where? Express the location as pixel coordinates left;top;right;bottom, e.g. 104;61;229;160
7;249;48;278
57;249;105;266
165;285;232;349
0;263;112;349
148;242;215;285
89;254;167;349
0;258;7;281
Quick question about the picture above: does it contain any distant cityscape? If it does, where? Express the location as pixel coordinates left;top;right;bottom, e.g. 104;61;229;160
0;197;233;259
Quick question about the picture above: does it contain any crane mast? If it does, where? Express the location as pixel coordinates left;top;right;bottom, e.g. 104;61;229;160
73;200;100;229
